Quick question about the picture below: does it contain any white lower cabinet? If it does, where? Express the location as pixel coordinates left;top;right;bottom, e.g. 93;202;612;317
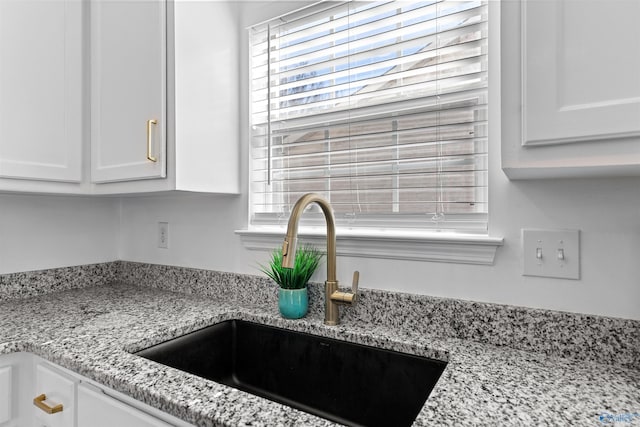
0;353;192;427
0;366;11;423
77;384;171;427
0;353;35;427
33;363;75;427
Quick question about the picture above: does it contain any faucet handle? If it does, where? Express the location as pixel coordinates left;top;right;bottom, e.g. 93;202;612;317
351;271;359;302
329;271;360;306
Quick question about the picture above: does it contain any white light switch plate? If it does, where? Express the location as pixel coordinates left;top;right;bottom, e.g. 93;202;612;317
522;229;580;279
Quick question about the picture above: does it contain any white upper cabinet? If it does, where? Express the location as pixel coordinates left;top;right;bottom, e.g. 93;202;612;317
0;0;82;186
501;0;640;179
522;0;640;145
90;0;239;194
90;0;167;183
170;0;240;194
0;0;239;195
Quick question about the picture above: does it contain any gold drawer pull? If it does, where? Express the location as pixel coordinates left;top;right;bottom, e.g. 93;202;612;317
33;394;63;414
147;119;158;162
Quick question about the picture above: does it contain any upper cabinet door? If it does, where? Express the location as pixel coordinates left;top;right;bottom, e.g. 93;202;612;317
91;0;167;183
0;0;82;183
522;0;640;146
501;0;640;179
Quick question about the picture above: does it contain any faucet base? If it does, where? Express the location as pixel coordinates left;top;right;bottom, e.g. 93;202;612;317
324;280;340;325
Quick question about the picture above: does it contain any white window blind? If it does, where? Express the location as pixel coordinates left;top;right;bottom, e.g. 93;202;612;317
250;0;488;231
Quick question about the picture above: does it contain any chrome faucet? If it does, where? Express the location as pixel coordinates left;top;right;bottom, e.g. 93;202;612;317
281;193;359;326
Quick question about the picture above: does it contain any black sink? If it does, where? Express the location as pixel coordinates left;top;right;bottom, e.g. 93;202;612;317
135;319;446;427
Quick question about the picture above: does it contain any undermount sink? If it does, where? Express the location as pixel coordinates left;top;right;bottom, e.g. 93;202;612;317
135;320;446;427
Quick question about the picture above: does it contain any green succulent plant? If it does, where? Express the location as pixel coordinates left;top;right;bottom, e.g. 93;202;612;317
259;245;324;290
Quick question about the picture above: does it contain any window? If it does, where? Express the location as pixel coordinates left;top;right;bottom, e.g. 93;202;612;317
250;0;488;233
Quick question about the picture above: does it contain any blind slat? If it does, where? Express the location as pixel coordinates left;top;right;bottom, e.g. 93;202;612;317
268;4;487;70
255;88;488;132
266;71;488;122
268;38;487;95
270;56;487;108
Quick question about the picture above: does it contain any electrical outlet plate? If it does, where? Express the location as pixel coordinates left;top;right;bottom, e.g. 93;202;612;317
522;229;580;280
158;222;169;249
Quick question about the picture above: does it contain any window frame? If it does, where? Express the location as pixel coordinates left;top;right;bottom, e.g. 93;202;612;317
238;0;503;265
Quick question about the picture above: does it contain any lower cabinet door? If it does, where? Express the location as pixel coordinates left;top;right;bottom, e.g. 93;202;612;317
33;363;76;427
0;366;11;424
77;383;172;427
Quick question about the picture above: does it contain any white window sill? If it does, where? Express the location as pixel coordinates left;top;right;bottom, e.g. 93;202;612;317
235;228;504;265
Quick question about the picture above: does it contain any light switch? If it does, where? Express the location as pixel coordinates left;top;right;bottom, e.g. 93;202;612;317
522;229;580;279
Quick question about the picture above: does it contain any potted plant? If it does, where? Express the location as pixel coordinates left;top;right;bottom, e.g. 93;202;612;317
259;245;323;319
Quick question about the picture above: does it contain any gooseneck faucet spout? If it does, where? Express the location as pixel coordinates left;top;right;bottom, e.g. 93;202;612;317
281;193;359;326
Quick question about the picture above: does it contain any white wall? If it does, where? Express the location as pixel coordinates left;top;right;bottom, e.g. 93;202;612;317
118;1;640;321
0;194;120;274
118;178;640;321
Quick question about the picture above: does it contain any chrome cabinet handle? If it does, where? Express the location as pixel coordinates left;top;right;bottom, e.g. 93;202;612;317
33;394;63;414
147;119;158;162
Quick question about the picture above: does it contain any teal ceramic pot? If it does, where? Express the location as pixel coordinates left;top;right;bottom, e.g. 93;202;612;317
278;287;308;319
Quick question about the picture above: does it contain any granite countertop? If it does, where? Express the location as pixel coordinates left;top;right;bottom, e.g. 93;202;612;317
0;281;638;426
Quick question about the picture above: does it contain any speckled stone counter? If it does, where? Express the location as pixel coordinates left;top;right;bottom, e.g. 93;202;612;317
116;261;640;370
0;279;638;426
